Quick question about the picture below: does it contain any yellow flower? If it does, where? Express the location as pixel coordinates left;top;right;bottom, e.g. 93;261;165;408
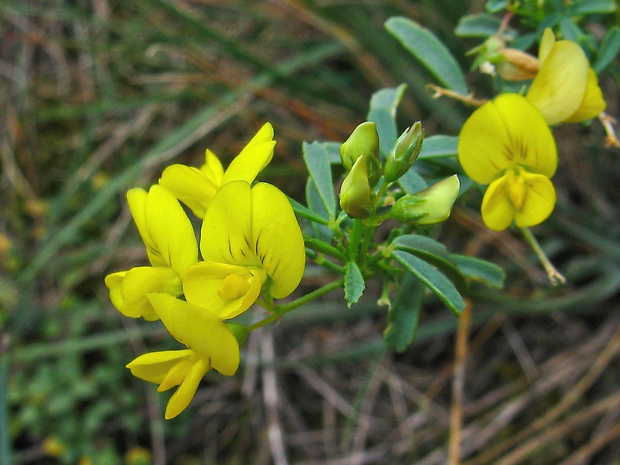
458;93;557;231
104;185;198;320
183;180;305;319
127;293;240;419
159;123;276;218
526;28;605;125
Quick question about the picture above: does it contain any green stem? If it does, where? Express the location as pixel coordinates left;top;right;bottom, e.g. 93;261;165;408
520;227;566;286
348;219;364;261
248;278;345;332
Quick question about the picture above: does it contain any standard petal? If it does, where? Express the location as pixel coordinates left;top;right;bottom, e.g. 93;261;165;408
514;172;556;227
148;294;241;376
527;40;589;125
127;188;165;267
458;94;557;183
126;349;194;384
200;180;257;266
538;28;555;64
564;68;606;123
159;164;219;219
145;185;198;275
184;261;262;319
119;266;181;320
481;175;515;231
250;182;306;299
104;271;126;310
164;358;209;419
221;123;275;185
200;149;224;186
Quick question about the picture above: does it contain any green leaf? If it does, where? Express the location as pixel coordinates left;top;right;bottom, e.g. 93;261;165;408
560;18;583;43
344;261;365;307
593;27;620;73
392;235;465;288
383;273;424;352
392;250;466;315
567;0;616;15
303;141;336;218
305;178;334;242
485;0;507;13
289;197;330;226
367;85;407;158
385;17;468;96
397;167;427;193
451;254;506;289
455;14;515;39
419;135;458;159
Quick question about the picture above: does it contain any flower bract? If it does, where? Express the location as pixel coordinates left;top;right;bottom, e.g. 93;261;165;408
159;123;276;218
458;93;558;231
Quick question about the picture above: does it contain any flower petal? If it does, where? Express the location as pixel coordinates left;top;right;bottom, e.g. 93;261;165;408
147;294;241;376
127;188;164;267
165;358;209;419
527;40;589;125
221;123;275;184
513;172;556;227
126;349;194;384
200;180;257;266
481;175;515;231
184;262;263;319
158;164;219;219
538;28;556;64
119;266;181;320
145;185;198;275
104;271;126;310
564;68;606;123
201;149;224;185
458;94;557;183
250;183;306;298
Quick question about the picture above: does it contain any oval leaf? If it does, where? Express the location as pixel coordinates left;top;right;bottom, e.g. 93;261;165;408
344;261;365;307
367;84;407;158
383;273;424;352
392;250;465;314
386;17;468;95
303;141;336;218
451;254;506;288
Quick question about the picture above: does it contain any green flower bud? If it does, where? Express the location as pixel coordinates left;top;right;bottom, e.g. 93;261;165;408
340;122;380;176
391;174;460;225
226;322;248;348
384;122;424;183
339;155;375;219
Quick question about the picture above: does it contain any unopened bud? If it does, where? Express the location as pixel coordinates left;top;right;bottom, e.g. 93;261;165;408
495;48;539;81
384;122;424;183
391;175;460;225
340;122;381;186
339;155;375;219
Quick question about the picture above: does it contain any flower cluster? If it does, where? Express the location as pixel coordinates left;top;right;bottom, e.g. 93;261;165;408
105;123;305;419
459;29;606;231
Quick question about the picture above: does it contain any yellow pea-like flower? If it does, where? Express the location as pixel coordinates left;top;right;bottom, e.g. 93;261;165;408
159;123;276;218
526;28;605;125
127;293;241;419
458;93;558;231
104;185;198;320
183;180;305;319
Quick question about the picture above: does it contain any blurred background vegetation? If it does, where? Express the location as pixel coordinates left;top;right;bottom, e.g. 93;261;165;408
1;1;619;464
